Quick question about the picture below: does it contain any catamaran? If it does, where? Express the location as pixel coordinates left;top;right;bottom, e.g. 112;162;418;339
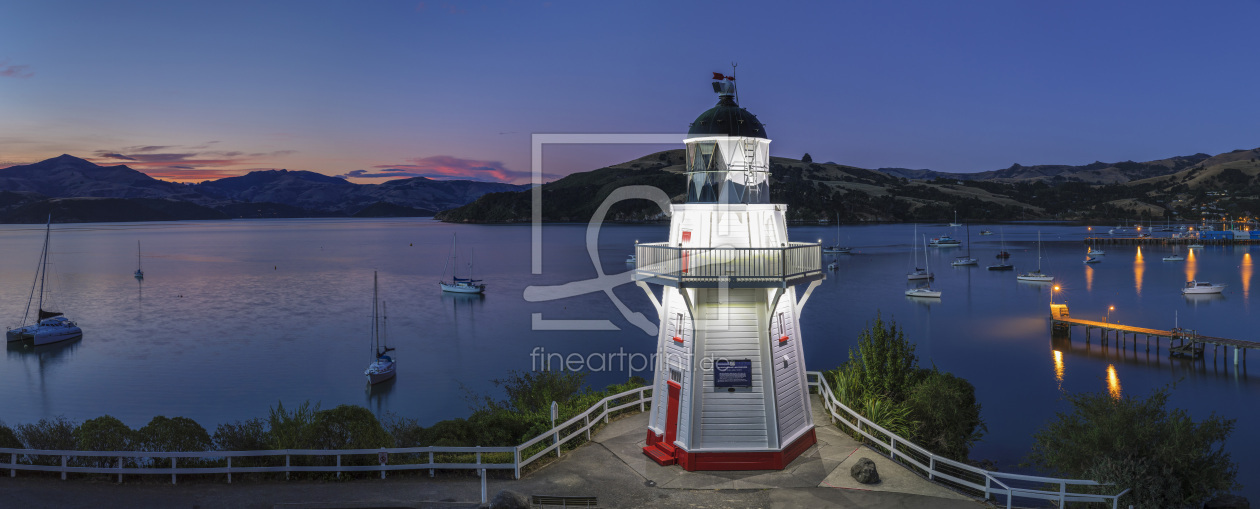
1017;231;1054;282
364;271;396;385
6;217;82;346
439;233;486;294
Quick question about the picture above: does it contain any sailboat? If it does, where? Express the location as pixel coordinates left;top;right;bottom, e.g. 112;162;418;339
987;229;1013;271
1162;245;1185;262
364;272;396;385
907;224;933;280
949;210;962;227
439;233;486;294
906;235;942;298
6;217;82;345
822;213;851;253
951;224;977;266
1017;231;1054;282
134;241;144;280
1088;237;1105;256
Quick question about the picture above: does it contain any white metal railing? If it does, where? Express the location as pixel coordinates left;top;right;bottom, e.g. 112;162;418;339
634;242;823;287
0;385;654;504
804;371;1130;509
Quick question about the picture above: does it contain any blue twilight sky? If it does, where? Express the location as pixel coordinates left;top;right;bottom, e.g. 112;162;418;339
1;0;1258;184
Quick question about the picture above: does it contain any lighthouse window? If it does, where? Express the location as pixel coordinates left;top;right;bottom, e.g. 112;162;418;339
669;368;683;384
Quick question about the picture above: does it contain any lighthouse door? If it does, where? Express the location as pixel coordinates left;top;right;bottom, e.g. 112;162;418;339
664;368;683;445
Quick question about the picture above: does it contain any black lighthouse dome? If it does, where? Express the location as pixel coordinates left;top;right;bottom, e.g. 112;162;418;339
687;82;767;138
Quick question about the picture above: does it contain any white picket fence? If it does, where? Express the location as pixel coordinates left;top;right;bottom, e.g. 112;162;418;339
0;374;1129;508
806;371;1130;509
0;385;654;503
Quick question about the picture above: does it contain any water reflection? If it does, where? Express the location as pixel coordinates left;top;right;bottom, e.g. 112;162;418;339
1053;350;1064;387
1185;293;1226;307
365;377;397;414
1243;252;1252;299
1186;248;1197;283
1133;247;1144;295
1107;364;1122;400
1085;265;1094;292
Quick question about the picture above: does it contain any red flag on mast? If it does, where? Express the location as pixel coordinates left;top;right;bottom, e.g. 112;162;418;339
712;72;726;80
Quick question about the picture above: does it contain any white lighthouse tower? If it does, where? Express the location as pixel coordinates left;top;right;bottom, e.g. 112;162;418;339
635;75;825;470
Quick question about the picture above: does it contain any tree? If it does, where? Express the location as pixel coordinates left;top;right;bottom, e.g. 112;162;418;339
905;369;986;461
301;405;394;450
848;313;922;402
1027;386;1238;508
137;416;211;453
802;153;812;163
74;415;137;467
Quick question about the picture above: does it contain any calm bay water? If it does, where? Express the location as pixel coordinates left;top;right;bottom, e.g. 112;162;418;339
0;218;1255;497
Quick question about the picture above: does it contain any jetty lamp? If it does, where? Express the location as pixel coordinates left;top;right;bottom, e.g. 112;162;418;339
1107;305;1114;323
1052;285;1060;305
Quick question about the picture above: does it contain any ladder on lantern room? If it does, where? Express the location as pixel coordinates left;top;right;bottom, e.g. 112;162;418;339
741;138;759;203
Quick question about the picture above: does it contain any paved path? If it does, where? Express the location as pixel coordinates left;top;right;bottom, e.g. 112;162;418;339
0;397;986;509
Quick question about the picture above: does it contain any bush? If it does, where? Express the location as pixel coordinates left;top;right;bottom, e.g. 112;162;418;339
267;400;319;450
213;418;268;451
905;369;986;462
848;314;923;402
1027;386;1238;508
827;314;986;462
137;416;211;453
490;369;589;413
15;417;76;465
0;421;21;449
74;415;137;468
302;405;393;450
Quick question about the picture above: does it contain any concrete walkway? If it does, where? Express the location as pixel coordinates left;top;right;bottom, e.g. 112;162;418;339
0;396;986;509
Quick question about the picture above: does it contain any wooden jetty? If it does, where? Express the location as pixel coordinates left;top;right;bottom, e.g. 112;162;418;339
1084;236;1258;246
1049;304;1258;364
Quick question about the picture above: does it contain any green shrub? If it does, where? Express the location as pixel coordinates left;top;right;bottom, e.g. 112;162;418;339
1027;386;1238;508
857;397;916;444
213;418;269;451
380;412;423;448
137;416;211;453
490;369;590;413
905;369;986;461
74;415;137;468
302;405;393;450
15;416;76;465
0;421;21;449
267;400;319;450
848;313;923;402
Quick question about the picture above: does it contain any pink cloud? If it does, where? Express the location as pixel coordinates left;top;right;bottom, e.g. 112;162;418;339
339;155;548;183
0;60;33;79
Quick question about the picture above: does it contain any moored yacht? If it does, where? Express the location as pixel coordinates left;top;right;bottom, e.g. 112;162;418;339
1181;280;1225;295
6;217;82;346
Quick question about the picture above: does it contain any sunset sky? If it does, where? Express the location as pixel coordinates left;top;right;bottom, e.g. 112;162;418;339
2;1;1259;184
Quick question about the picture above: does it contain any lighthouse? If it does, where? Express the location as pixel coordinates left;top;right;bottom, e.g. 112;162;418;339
634;75;825;470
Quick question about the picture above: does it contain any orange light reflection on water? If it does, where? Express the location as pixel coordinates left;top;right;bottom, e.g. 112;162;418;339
1133;247;1144;295
1243;252;1252;298
1107;364;1122;400
1186;248;1197;283
1085;265;1094;292
1053;350;1064;386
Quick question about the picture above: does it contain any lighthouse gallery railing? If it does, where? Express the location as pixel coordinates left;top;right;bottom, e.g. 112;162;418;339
633;241;822;287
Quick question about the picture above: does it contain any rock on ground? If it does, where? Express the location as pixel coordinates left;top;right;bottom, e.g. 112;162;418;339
488;489;530;509
850;457;880;485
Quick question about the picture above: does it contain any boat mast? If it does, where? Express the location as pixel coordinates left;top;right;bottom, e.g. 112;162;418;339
372;271;379;358
922;234;931;287
137;241;142;272
36;216;50;319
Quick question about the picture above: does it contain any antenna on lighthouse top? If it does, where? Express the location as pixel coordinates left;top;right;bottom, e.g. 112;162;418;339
731;62;739;104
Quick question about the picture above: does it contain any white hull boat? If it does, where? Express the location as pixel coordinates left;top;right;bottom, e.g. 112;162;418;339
906;235;941;298
7;217;81;346
951;225;976;265
907;225;933;280
364;273;396;385
626;254;636;265
6;316;82;346
1188;243;1205;249
823;213;851;253
1162;255;1185;262
440;233;485;294
1084;256;1101;264
905;288;942;298
1017;231;1054;282
1181;280;1225;295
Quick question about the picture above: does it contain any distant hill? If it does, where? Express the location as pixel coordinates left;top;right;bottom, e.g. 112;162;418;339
0;155;527;223
439;147;1259;224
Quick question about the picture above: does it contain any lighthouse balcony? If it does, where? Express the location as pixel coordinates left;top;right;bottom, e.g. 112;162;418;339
633;242;824;288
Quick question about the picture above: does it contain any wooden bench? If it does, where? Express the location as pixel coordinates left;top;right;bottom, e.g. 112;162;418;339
531;495;599;508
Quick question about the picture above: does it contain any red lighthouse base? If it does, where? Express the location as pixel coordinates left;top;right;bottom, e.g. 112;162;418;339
642;428;817;471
